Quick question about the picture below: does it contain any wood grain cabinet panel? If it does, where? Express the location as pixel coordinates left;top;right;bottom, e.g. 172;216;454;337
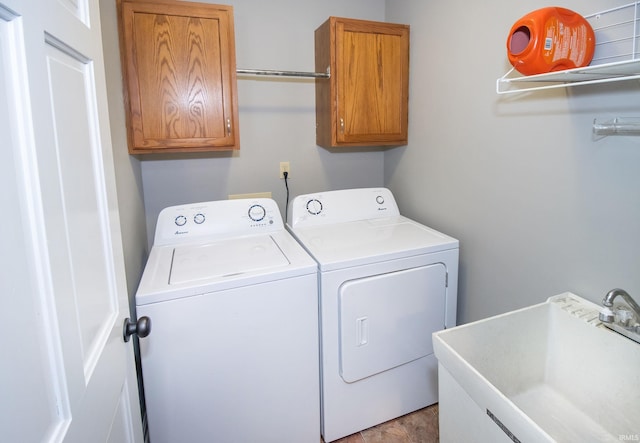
119;0;239;154
315;17;410;148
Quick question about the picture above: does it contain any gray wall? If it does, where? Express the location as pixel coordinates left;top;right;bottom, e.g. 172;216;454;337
139;0;387;246
102;0;640;327
385;0;640;323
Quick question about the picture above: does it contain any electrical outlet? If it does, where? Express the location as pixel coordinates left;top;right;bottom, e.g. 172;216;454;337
279;161;290;179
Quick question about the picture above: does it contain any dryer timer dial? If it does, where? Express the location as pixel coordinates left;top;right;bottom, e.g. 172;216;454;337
306;199;323;215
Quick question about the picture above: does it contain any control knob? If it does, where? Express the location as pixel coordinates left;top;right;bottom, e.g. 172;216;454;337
248;204;266;222
306;198;323;215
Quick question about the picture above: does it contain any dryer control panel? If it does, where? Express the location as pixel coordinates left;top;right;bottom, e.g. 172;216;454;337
287;188;400;228
154;198;284;246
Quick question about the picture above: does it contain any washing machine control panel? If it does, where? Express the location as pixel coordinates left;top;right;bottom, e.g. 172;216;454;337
288;188;400;228
154;199;284;245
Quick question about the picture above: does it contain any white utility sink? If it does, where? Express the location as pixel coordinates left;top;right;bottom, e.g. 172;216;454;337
433;293;640;442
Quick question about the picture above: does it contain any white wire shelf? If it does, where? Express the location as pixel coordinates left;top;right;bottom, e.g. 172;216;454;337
497;2;640;94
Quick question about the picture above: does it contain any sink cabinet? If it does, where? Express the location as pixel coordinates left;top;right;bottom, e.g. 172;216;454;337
314;17;410;148
118;0;239;154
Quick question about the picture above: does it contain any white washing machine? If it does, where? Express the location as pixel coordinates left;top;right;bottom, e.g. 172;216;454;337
287;188;459;442
135;198;320;443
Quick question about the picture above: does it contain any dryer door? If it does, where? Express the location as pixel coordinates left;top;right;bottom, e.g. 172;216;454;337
338;264;446;383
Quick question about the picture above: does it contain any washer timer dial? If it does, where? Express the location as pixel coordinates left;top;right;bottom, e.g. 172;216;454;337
174;215;187;226
248;204;266;222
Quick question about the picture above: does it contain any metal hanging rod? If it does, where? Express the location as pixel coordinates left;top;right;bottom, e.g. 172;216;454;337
236;68;330;79
593;117;640;139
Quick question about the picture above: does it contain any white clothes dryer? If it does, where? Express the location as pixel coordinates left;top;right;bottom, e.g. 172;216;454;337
287;188;459;442
135;198;319;443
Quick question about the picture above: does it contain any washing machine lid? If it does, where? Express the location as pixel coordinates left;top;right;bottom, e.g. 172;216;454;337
290;216;458;271
169;235;289;285
136;231;317;305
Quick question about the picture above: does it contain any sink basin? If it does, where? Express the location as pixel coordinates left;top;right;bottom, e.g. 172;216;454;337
433;293;640;442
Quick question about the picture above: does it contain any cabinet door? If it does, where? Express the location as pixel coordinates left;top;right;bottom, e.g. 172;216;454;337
315;17;409;148
120;1;239;154
336;19;409;146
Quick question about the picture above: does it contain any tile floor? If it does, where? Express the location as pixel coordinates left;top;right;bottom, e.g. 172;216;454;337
321;404;439;443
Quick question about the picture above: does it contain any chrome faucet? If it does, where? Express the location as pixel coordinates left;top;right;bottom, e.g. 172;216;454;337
599;288;640;323
599;288;640;344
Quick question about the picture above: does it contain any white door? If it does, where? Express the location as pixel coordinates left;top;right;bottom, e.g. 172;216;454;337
0;0;144;442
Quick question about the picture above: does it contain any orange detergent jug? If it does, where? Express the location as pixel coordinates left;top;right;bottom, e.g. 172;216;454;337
507;7;596;75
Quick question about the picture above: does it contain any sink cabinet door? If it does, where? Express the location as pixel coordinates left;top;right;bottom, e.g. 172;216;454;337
119;1;239;154
315;17;409;148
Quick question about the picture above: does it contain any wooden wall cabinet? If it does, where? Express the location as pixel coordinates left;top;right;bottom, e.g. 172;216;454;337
315;17;410;148
119;0;239;154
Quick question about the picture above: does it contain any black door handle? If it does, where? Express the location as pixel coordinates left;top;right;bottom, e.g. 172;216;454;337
123;316;151;342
